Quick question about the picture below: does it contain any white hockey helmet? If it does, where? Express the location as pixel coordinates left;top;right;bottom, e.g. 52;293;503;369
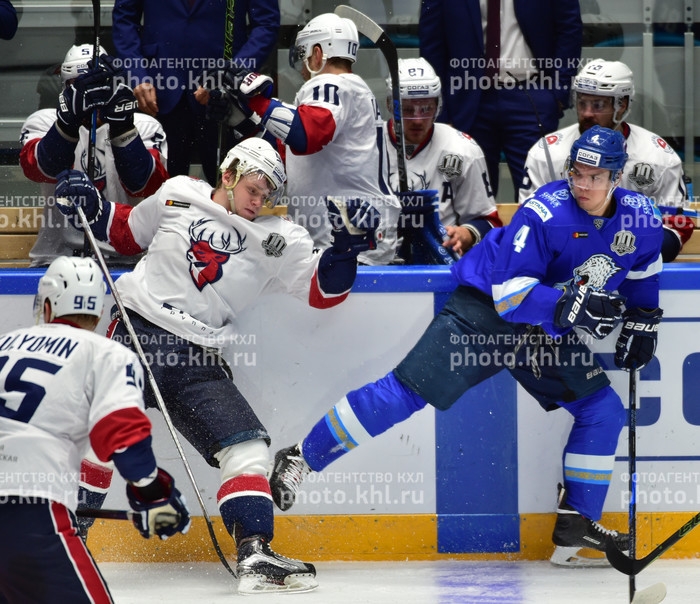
573;59;634;123
219;138;286;207
388;57;443;118
289;13;359;75
61;44;108;83
35;256;106;322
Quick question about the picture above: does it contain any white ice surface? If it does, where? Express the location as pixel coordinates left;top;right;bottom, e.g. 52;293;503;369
101;559;699;603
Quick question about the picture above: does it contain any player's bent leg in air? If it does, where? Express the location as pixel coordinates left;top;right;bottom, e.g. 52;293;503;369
75;450;115;539
550;385;628;567
270;371;428;511
215;439;317;594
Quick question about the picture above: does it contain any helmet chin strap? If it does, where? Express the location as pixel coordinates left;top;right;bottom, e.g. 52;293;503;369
223;170;241;215
612;97;630;126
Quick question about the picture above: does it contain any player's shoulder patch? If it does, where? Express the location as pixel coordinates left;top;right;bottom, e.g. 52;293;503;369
522;198;554;222
651;135;675;155
164;199;190;208
261;232;287;258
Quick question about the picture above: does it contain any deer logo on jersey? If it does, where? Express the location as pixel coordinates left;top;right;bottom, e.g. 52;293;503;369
187;218;246;290
572;254;621;289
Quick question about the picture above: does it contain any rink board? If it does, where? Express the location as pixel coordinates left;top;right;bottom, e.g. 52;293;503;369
2;265;700;561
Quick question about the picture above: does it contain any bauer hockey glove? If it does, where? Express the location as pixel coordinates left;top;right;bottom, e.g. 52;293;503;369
57;72;111;138
126;468;191;540
102;83;139;139
554;282;626;339
327;197;381;254
55;169;112;241
614;307;663;370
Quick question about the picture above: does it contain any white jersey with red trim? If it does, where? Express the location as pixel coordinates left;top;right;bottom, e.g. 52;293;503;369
112;176;328;349
520;122;686;205
383;122;497;227
285;72;400;265
19;109;167;266
0;322;148;511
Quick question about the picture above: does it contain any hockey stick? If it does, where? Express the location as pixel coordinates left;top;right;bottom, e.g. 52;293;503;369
334;5;407;192
217;0;235;168
84;0;101;257
335;5;458;265
607;509;700;575
77;508;136;521
628;369;638;602
72;204;237;579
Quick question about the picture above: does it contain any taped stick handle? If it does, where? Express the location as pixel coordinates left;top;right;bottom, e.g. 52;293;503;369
76;508;133;521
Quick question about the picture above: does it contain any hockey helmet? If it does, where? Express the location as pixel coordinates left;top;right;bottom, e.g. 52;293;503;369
568;125;628;180
61;44;108;83
573;59;634;123
388;57;443;119
289;13;359;75
35;256;106;322
219;138;286;207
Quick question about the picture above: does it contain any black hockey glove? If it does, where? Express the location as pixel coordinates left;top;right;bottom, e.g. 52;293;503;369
554;283;625;339
327;197;381;255
55;169;104;224
102;83;138;139
614;307;663;370
56;67;114;137
126;468;191;540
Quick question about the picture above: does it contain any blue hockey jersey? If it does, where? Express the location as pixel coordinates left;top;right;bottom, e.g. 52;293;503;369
452;180;664;337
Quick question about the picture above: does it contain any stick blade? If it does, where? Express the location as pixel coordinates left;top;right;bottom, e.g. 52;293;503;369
334;5;384;43
605;538;638;575
632;583;667;604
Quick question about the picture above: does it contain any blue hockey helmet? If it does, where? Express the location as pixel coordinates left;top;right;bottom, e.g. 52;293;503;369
569;125;628;179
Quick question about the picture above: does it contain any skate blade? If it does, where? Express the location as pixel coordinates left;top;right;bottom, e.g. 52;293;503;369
632;582;667;604
550;545;611;568
238;573;318;595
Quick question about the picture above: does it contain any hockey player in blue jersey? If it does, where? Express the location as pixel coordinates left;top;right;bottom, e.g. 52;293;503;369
270;126;664;567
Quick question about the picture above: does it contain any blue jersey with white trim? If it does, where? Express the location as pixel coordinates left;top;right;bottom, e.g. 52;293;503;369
451;180;664;337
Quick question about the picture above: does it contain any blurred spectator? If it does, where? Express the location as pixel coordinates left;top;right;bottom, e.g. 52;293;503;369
520;58;693;262
0;0;17;40
19;44;168;266
112;0;279;186
420;0;582;201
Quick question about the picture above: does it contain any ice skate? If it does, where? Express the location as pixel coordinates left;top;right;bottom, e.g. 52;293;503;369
269;443;311;511
551;484;628;568
236;535;318;594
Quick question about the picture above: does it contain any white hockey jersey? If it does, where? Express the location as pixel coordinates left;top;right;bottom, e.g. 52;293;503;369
383;122;497;227
519;122;686;205
284;72;400;265
19;110;168;266
0;322;149;511
112;176;329;349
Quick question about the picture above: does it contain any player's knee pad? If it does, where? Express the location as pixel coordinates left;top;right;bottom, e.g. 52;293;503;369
215;438;270;483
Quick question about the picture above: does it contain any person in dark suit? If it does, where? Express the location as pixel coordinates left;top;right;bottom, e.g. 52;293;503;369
0;0;17;40
112;0;279;185
420;0;582;200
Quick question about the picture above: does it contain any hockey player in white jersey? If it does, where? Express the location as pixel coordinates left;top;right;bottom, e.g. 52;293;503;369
384;57;502;260
54;137;379;594
210;13;401;265
519;58;693;262
19;44;168;266
0;256;190;604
